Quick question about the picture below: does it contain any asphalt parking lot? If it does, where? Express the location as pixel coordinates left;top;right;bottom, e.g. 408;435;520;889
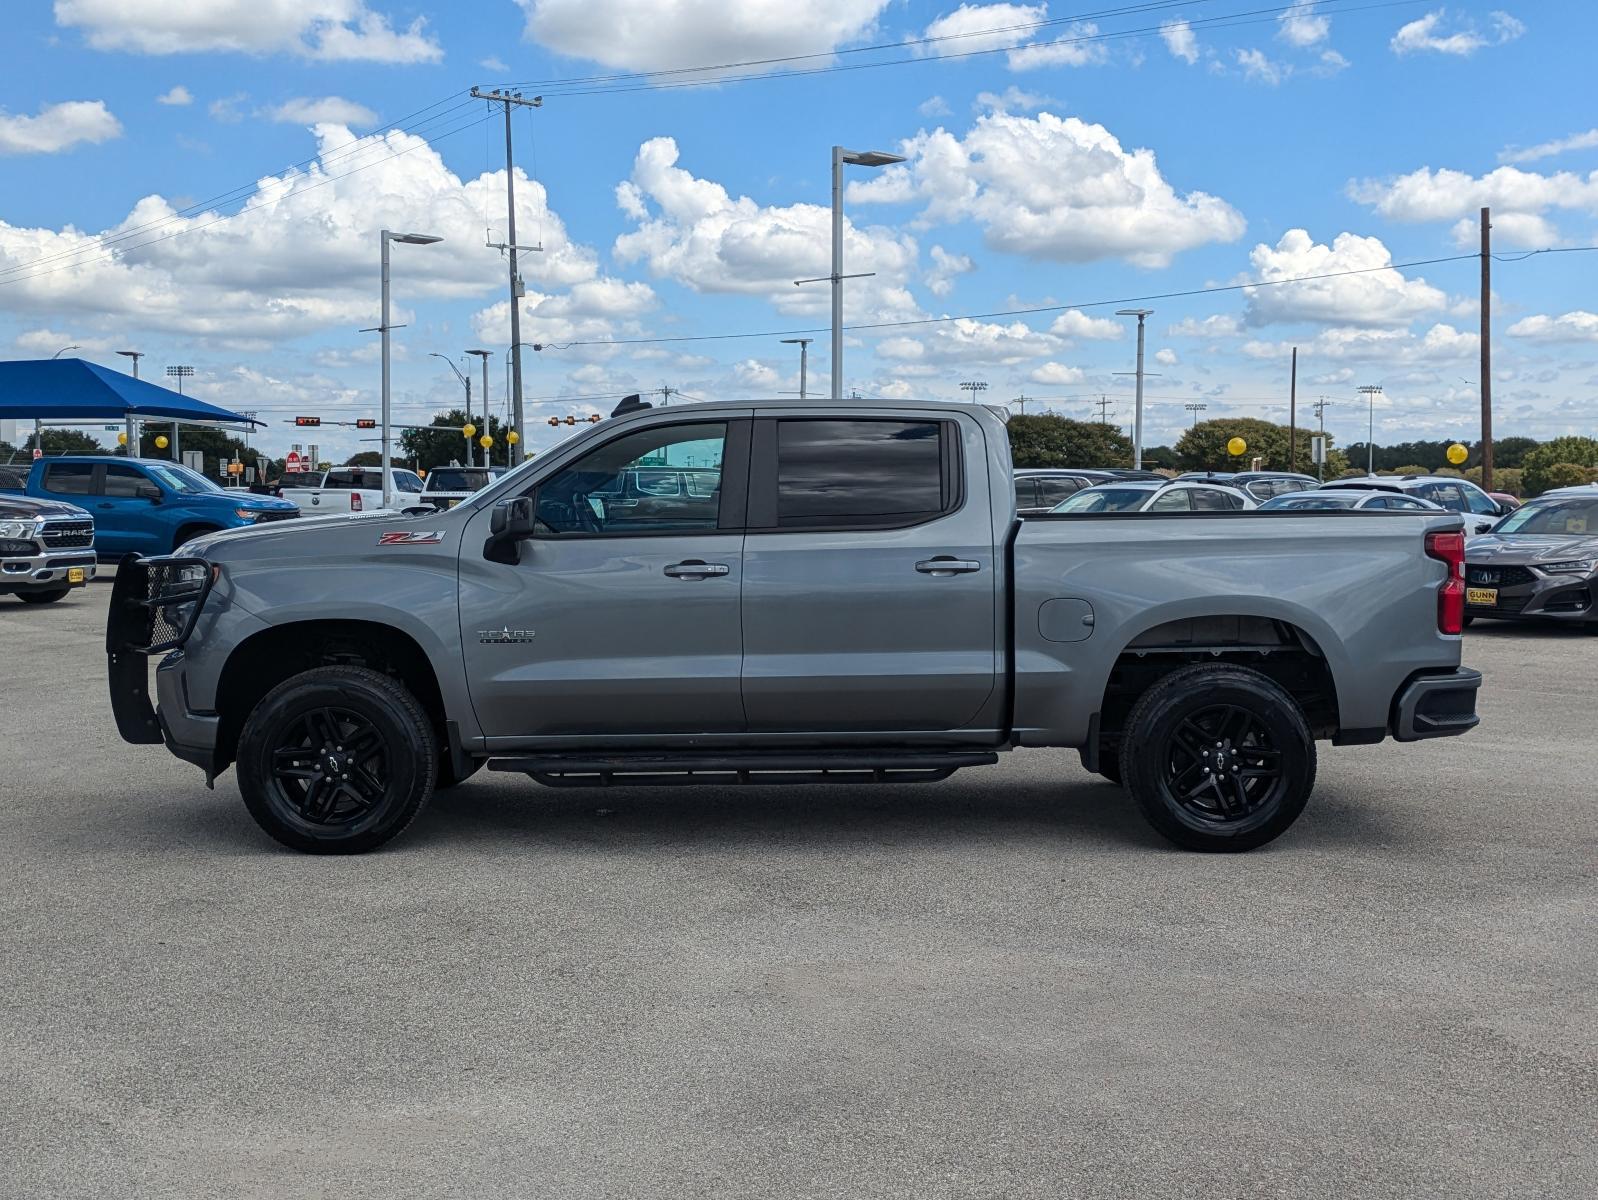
2;575;1593;1199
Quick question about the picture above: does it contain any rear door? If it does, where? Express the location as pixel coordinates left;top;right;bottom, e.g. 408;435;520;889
739;413;999;733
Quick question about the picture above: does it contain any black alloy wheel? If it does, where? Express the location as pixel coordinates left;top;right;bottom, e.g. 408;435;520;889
1119;664;1316;852
237;666;437;854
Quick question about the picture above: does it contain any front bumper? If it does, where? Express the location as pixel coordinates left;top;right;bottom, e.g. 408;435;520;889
1465;569;1595;622
0;549;96;590
1391;667;1482;741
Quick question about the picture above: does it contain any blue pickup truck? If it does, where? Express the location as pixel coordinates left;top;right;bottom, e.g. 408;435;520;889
0;456;299;557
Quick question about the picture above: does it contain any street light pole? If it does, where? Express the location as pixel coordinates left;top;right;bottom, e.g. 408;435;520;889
116;350;143;454
1358;385;1383;474
1115;309;1154;470
164;365;193;462
467;349;492;464
780;338;812;399
430;353;474;467
378;230;442;508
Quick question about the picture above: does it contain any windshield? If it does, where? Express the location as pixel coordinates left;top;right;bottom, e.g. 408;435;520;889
1493;497;1598;536
426;468;494;492
1261;493;1361;510
1051;486;1153;513
146;463;221;494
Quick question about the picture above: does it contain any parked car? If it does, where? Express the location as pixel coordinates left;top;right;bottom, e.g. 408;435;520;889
1258;490;1444;513
0;456;298;557
277;466;427;515
1179;471;1317;502
418;466;507;511
1013;469;1123;516
1050;479;1258;513
1488;492;1522;514
1319;475;1505;534
106;396;1479;856
0;494;96;603
1463;491;1598;625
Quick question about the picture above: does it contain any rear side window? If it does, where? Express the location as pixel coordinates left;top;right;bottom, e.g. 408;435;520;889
43;463;93;495
1192;488;1244;511
771;419;952;529
1420;482;1468;512
1034;477;1081;507
1148;489;1191;511
1014;479;1038;510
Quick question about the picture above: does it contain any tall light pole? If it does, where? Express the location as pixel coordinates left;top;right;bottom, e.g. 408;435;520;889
430;353;474;467
1115;309;1154;470
1185;402;1208;428
1358;384;1383;475
36;345;79;454
116;350;143;455
959;380;988;406
1313;397;1333;482
780;338;812;399
378;230;442;508
466;349;493;464
164;365;193;462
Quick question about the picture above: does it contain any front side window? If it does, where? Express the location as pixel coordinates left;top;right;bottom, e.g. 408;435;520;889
1148;489;1192;511
103;464;149;497
393;471;424;493
1462;484;1499;515
43;463;94;495
1053;486;1153;514
144;464;217;494
534;423;726;536
774;419;945;528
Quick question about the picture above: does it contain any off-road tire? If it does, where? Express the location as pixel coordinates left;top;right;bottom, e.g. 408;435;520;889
1119;664;1316;853
236;665;437;854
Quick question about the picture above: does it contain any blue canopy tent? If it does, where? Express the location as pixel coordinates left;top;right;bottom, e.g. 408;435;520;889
0;358;261;458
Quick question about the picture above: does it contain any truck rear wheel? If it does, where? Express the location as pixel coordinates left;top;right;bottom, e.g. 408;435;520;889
1118;664;1316;853
236;666;437;854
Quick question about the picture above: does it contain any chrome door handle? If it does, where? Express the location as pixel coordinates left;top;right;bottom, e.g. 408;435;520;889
915;557;982;576
664;560;731;579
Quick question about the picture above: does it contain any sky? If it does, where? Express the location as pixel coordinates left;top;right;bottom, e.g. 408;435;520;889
1;0;1594;463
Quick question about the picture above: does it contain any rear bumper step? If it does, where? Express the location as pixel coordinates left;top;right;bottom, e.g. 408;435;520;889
489;749;999;787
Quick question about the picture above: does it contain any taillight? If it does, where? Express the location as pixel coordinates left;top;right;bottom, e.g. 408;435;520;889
1425;530;1465;634
350;493;363;512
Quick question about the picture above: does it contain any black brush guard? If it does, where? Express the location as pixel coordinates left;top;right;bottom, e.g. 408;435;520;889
105;555;214;746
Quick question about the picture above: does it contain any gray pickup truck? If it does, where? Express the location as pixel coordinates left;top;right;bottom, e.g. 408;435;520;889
107;397;1481;855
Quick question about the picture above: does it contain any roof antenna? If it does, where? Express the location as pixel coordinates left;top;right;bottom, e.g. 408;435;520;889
610;394;652;418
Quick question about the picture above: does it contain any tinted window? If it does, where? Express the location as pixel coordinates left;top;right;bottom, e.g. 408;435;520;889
43;463;93;495
1053;486;1153;513
394;470;424;494
1264;494;1358;510
1420;482;1468;512
1191;488;1243;511
1035;478;1081;507
534;423;726;536
774;419;944;527
1013;479;1038;510
103;464;149;497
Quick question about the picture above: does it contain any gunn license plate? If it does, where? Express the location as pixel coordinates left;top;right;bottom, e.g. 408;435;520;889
67;567;85;584
1466;586;1497;606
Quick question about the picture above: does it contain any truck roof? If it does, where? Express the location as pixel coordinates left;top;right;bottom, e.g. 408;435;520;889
604;396;1002;423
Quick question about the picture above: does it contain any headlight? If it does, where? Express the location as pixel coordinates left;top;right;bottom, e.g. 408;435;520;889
233;508;262;522
1538;559;1593;574
172;562;210;587
0;519;37;540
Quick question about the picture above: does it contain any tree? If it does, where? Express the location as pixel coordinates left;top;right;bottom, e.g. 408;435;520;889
398;408;507;472
1522;436;1598;496
1532;463;1595;493
1466;466;1523;496
1141;444;1178;469
345;451;382;467
136;426;262;478
1489;436;1540;469
1176;417;1347;476
1005;414;1132;468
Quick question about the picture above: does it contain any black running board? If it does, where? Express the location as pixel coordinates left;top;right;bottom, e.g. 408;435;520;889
488;749;999;788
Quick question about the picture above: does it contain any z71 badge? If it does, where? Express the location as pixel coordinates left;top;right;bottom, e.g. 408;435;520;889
377;530;444;545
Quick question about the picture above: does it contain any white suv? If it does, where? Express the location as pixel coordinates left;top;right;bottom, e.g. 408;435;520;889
1319;475;1505;534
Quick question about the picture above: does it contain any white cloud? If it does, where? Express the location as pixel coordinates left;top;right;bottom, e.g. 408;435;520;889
516;0;888;71
1236;48;1287;85
732;359;781;389
1049;309;1122;340
54;0;443;62
974;86;1054;112
1028;361;1085;385
1350;164;1598;247
924;245;974;297
1499;128;1598;165
921;3;1044;54
268;96;379;127
479;55;508;72
1007;22;1107;70
1277;2;1329;47
1314;48;1350;75
848;110;1244;269
877;317;1057;367
1154;348;1179;366
208;93;248;123
1390;8;1525;56
471;278;657;349
0;100;121;155
1242;229;1447;327
613;136;919;319
1241;323;1477;363
1169;314;1242;338
919;95;952;117
1507;311;1598;343
1160;19;1198;64
155;85;192;106
0;123;601;345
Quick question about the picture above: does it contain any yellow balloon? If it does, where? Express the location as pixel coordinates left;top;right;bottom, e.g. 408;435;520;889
1226;436;1247;456
1446;442;1468;465
479;435;494;449
117;432;128;445
154;435;169;450
462;423;477;439
506;430;520;445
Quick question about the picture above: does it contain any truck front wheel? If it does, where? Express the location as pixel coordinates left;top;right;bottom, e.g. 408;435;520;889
236;666;438;854
1119;664;1316;853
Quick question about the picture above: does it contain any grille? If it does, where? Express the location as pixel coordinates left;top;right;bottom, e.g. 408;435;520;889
1466;564;1535;587
253;509;298;525
40;520;93;549
1494;594;1529;614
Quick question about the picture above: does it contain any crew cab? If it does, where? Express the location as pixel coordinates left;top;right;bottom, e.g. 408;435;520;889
1;456;298;557
418;465;505;511
106;397;1481;856
277;465;426;515
0;493;96;603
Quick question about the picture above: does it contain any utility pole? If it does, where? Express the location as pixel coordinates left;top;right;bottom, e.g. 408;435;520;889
1289;346;1298;472
116;350;143;454
1480;207;1494;492
1358;385;1382;474
1010;393;1030;415
472;86;543;459
1115;308;1154;470
1313;397;1333;482
657;385;678;407
1094;394;1115;426
780;337;812;399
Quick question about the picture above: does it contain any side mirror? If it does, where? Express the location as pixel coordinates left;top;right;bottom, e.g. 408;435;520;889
486;495;536;564
136;484;162;502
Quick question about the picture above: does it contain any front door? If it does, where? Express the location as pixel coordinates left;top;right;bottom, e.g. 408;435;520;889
459;417;749;740
98;463;168;556
740;413;1000;733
